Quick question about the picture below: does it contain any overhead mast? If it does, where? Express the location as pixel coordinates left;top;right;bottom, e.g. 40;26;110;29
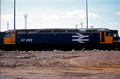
24;14;28;29
86;0;88;29
14;0;16;30
0;0;1;31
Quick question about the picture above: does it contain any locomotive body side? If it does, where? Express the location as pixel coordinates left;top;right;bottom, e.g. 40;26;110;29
14;32;100;50
15;32;100;44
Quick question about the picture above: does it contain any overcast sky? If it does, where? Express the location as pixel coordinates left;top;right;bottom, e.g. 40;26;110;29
1;0;120;34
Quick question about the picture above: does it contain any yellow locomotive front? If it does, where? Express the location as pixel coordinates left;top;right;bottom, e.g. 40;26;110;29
100;29;119;49
4;31;16;45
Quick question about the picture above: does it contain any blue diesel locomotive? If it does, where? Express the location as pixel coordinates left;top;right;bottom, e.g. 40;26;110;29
0;28;120;50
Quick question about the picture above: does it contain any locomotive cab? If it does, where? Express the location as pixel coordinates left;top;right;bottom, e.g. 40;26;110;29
4;31;16;45
100;31;113;44
100;30;119;44
110;30;119;43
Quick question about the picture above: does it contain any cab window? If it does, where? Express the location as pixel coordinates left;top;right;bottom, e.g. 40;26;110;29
106;32;111;36
113;33;118;38
5;33;10;37
12;33;15;37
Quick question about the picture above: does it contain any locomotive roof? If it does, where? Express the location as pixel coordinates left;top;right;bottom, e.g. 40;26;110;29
0;32;5;34
5;28;117;34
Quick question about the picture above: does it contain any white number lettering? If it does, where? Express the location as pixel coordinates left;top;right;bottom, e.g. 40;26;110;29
26;39;33;42
21;39;25;42
21;38;33;42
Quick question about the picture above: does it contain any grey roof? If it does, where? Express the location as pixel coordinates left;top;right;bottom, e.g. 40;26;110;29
4;28;117;34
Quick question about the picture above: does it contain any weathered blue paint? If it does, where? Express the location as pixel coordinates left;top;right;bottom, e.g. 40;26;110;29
16;32;100;44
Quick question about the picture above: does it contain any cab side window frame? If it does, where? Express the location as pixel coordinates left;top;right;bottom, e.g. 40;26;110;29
5;33;10;37
106;32;111;36
113;33;117;38
12;33;15;37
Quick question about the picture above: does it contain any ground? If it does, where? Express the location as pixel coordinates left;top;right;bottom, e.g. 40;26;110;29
0;50;120;79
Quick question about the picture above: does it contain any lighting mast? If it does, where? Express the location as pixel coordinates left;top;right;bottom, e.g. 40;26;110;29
86;0;88;29
0;0;1;31
24;14;28;29
14;0;16;30
7;22;9;31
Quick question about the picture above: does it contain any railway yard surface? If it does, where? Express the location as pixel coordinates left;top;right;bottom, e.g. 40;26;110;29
0;50;120;79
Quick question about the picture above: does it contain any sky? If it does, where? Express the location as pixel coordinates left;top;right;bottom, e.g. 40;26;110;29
1;0;120;35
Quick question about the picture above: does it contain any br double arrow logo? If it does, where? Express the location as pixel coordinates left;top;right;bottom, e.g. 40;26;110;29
72;33;89;43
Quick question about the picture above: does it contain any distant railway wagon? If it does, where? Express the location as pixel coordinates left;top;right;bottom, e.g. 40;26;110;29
0;28;120;50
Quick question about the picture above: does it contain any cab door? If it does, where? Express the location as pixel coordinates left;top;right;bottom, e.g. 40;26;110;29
4;32;16;45
100;32;105;42
11;33;16;44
